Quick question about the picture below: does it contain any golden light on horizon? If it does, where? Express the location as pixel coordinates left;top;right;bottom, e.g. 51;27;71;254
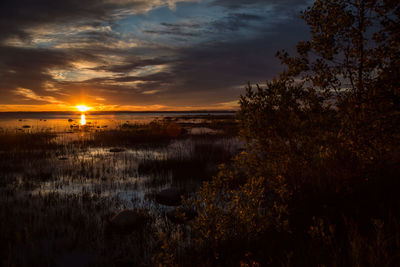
80;114;86;126
76;105;91;112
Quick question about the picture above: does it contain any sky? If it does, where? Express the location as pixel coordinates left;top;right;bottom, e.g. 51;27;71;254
0;0;311;111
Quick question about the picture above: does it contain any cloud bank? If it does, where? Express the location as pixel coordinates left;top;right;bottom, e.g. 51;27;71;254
0;0;310;110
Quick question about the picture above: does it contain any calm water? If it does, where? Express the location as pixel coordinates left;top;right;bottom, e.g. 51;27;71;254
0;112;234;132
0;111;240;207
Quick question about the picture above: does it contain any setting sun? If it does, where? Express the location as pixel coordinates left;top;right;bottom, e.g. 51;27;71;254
76;105;91;112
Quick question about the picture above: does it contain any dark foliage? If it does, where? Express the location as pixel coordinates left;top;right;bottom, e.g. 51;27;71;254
157;1;400;266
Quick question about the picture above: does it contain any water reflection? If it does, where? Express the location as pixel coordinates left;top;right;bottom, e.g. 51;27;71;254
80;114;86;126
0;112;234;132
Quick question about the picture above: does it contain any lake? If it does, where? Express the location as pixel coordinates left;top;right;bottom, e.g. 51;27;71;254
0;111;235;132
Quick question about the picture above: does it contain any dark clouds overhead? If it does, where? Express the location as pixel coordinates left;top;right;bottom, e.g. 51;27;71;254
210;0;309;9
0;0;311;110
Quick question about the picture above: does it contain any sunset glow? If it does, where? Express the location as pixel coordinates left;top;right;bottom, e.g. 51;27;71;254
0;0;309;112
76;105;90;112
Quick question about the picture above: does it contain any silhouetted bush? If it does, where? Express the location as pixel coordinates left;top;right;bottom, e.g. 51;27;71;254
156;0;400;265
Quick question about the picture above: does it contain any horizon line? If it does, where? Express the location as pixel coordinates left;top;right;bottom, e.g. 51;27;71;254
0;110;237;113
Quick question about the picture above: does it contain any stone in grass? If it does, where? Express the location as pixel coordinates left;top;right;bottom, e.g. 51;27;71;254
166;207;197;224
155;188;184;206
109;148;126;153
105;210;149;236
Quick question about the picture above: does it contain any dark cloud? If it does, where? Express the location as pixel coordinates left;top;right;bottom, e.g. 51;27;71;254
91;57;173;73
210;0;309;9
0;46;73;103
143;29;199;37
115;72;174;83
0;0;107;42
85;72;174;84
160;22;202;29
211;13;264;32
0;0;181;42
0;0;311;109
0;0;163;104
142;12;264;39
143;21;204;37
122;20;309;106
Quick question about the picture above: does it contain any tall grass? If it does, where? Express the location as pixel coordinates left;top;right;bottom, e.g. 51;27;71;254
0;115;240;265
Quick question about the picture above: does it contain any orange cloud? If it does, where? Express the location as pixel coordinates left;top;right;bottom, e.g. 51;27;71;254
15;87;61;104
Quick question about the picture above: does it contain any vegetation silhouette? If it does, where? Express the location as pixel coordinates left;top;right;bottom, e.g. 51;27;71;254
155;0;400;266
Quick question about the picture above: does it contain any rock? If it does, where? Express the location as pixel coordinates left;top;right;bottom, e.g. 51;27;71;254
155;188;184;206
166;207;197;224
166;122;181;137
68;118;73;122
110;210;139;228
109;148;125;153
106;210;148;235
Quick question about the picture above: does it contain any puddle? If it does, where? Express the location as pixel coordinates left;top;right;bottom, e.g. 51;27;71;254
189;127;223;135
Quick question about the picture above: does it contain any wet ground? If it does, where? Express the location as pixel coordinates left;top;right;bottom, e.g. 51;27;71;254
0;113;241;265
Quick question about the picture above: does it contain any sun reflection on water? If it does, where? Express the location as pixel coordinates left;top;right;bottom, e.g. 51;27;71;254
80;114;86;126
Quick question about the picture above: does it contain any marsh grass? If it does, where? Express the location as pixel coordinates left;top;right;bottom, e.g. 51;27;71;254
0;115;239;265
